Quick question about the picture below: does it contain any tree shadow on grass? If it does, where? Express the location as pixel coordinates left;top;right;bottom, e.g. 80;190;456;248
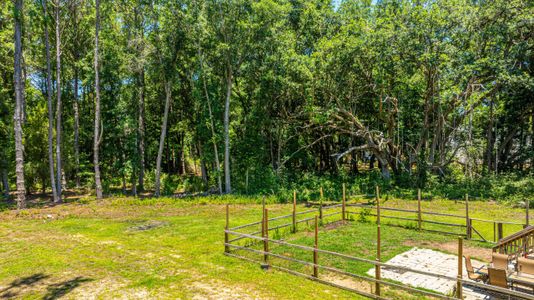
0;273;50;298
42;277;93;300
0;274;93;300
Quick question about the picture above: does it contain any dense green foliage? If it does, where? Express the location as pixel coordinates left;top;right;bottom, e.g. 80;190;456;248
0;0;532;202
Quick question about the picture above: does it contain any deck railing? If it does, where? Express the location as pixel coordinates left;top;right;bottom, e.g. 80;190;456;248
493;226;534;258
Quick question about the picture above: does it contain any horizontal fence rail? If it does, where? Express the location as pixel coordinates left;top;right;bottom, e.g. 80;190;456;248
226;230;459;282
224;252;388;300
225;241;457;300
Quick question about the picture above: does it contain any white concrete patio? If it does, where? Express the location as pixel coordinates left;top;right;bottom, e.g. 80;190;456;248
366;247;490;299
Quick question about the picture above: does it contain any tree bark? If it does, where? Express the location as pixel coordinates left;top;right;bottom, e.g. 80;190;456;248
154;81;172;196
13;0;26;209
42;0;59;203
55;0;63;202
93;0;103;199
223;70;232;194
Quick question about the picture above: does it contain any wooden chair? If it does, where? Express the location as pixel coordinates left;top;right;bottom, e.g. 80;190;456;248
464;255;486;282
488;267;508;288
518;257;534;275
492;253;509;270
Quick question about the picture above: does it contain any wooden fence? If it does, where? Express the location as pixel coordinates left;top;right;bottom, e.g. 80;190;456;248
223;187;534;300
341;188;527;243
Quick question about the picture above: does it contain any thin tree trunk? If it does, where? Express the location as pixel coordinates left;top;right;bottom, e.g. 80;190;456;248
1;152;8;198
198;142;208;185
131;171;137;196
55;0;63;202
172;146;176;173
223;70;232;194
72;4;80;189
165;130;170;173
13;0;26;209
206;84;222;193
138;70;145;191
42;0;59;203
197;43;222;194
93;0;103;199
154;81;172;196
121;148;126;194
2;161;9;198
485;100;494;172
73;66;80;188
181;135;186;174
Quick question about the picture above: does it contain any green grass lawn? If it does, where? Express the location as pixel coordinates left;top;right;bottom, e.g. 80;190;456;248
0;196;527;299
0;197;361;299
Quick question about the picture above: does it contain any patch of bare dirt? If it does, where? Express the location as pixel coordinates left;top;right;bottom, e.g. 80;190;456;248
321;273;372;293
403;240;491;262
304;220;349;237
71;277;153;300
323;220;348;231
127;220;170;231
190;279;264;300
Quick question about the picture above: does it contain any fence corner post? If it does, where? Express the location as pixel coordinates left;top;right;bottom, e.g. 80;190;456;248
342;183;346;221
417;189;422;231
263;208;269;267
457;237;463;299
465;194;471;239
376;222;381;296
313;215;319;278
292;190;297;233
225;204;229;253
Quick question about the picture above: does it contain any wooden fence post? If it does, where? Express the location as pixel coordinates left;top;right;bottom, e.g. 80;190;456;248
225;204;229;253
376;186;380;224
263;208;269;266
313;215;319;278
376;223;381;296
292;190;297;233
465;194;471;239
319;187;324;225
319;204;323;226
262;196;266;223
342;183;346;221
417;189;422;231
375;185;380;204
493;221;497;242
497;222;503;241
457;237;463;299
375;188;381;297
526;199;530;228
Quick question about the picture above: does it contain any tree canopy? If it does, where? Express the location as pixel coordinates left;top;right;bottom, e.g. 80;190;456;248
0;0;532;205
